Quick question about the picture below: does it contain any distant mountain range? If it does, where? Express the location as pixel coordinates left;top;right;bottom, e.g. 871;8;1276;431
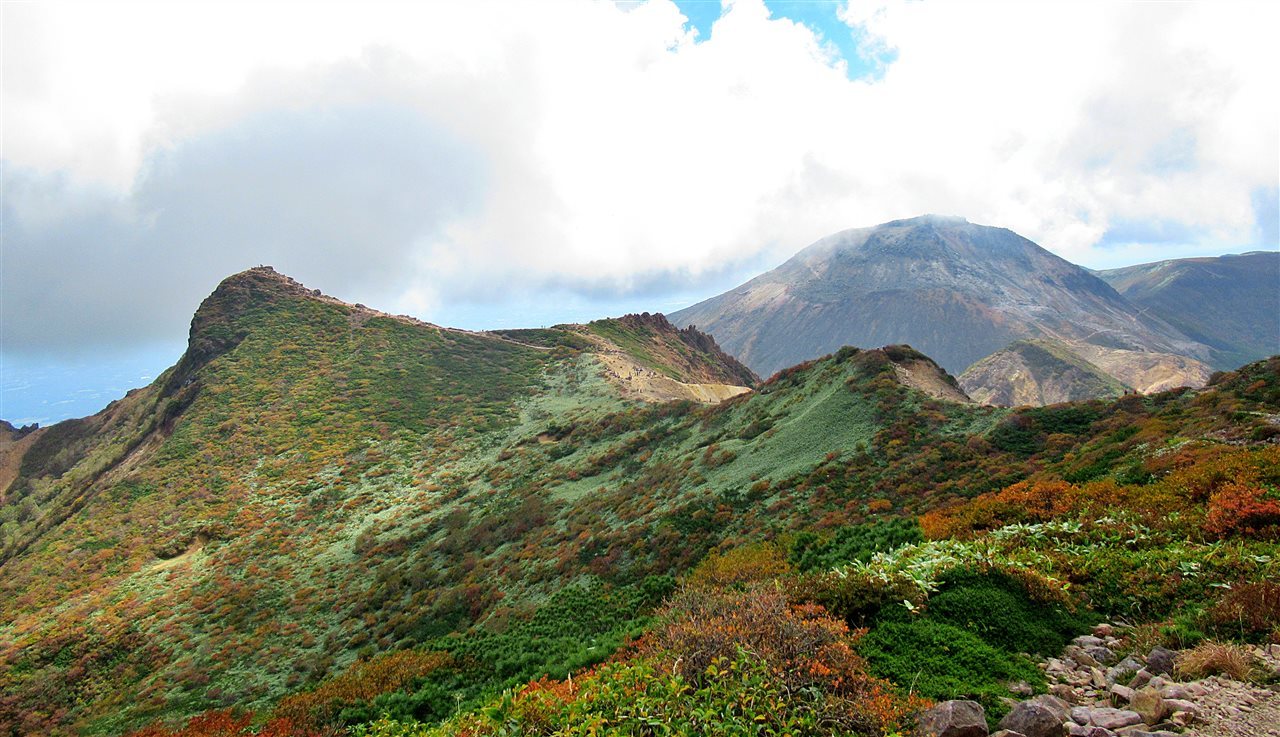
1096;250;1280;371
672;215;1277;404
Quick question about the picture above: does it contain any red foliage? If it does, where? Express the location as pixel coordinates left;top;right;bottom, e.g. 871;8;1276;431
1205;481;1280;539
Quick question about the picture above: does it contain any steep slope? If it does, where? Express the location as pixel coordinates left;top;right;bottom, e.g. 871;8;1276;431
1097;250;1280;370
0;270;940;735
959;339;1129;406
669;215;1212;390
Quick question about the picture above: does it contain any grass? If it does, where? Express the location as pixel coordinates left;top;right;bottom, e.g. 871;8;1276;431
1174;642;1258;681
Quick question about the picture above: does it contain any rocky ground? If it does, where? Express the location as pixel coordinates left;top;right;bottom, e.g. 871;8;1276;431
917;624;1280;737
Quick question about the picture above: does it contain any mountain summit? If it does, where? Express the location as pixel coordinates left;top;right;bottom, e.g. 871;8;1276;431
670;216;1212;394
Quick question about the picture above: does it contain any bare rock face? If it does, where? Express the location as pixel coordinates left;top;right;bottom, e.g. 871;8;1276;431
960;339;1128;406
918;699;989;737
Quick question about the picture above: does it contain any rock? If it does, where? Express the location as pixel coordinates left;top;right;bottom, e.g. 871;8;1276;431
1049;684;1078;703
1087;708;1143;730
1129;687;1167;726
1069;647;1102;668
1109;684;1134;705
1162;698;1195;717
1106;656;1143;685
1093;624;1114;638
1126;669;1152;689
1070;707;1092;725
1169;711;1193;728
1085;646;1117;665
1074;635;1105;648
1067;726;1116;737
1029;694;1070;720
1158;684;1186;700
1008;680;1035;697
918;699;989;737
1091;668;1107;689
998;701;1062;737
1145;647;1176;676
991;732;1029;737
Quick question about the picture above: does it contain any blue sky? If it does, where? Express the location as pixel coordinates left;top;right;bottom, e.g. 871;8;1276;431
3;0;1277;426
675;0;894;80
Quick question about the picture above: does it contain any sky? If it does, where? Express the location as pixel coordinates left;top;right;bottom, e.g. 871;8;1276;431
2;0;1278;426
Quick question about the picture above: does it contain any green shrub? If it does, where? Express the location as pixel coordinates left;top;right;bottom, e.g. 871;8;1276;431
789;519;924;572
919;567;1094;655
860;618;1044;724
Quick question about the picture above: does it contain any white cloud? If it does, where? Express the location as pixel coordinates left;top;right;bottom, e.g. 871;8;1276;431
3;0;1277;357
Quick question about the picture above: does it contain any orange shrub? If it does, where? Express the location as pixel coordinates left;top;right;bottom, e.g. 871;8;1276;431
1205;481;1280;539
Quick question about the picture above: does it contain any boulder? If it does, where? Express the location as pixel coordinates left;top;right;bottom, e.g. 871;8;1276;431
1092;624;1114;638
1074;635;1105;648
998;701;1063;737
991;732;1029;737
1145;647;1176;676
1129;687;1167;726
918;699;989;737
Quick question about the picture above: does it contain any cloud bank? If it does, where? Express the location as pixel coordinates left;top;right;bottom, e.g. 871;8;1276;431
4;0;1277;358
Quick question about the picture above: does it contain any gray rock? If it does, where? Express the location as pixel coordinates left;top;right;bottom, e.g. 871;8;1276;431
1085;646;1117;665
1070;706;1092;725
1074;635;1105;648
998;701;1062;737
918;699;989;737
1106;657;1143;685
991;731;1029;737
1144;647;1176;676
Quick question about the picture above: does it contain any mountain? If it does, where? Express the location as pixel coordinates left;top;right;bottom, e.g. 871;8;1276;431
959;338;1129;406
669;215;1212;395
2;265;1278;736
1096;250;1280;370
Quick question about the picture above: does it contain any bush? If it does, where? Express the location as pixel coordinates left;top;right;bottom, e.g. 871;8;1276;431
859;618;1044;724
789;519;924;572
1206;582;1280;643
917;567;1094;655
